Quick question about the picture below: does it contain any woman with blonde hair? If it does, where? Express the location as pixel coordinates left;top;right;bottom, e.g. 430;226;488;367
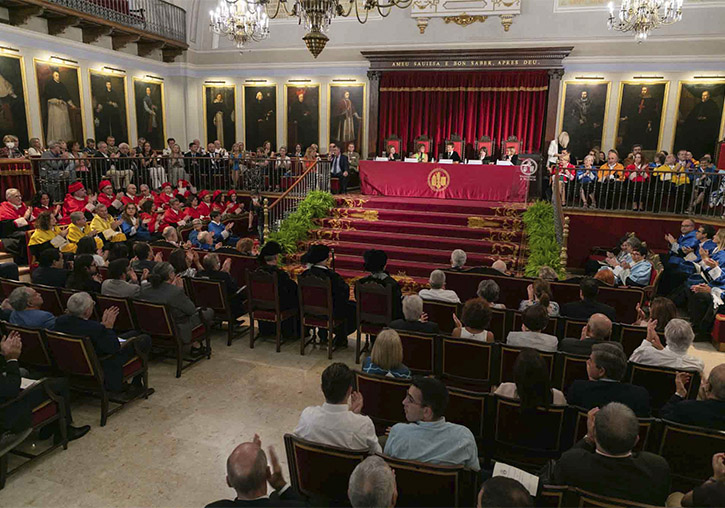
362;329;411;379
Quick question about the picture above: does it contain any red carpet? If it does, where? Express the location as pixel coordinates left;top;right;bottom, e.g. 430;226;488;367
288;195;528;288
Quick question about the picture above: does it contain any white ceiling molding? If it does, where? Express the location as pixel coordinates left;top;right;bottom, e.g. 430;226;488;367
410;0;521;35
553;0;725;12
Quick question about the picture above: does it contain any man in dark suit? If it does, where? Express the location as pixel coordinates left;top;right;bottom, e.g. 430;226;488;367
660;364;725;430
329;146;350;194
300;244;355;348
388;295;439;335
206;435;306;507
559;313;613;356
356;249;403;321
440;142;461;163
53;292;152;397
559;277;617;322
31;248;69;288
255;241;299;338
199;252;245;318
567;342;651;417
546;403;671;506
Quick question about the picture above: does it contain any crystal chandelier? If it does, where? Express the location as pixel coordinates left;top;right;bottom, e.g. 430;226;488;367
607;0;683;42
209;0;270;50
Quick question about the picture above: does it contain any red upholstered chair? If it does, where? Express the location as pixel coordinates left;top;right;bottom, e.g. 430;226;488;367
560;318;587;340
223;214;251;237
439;336;496;391
617;324;651;357
178;225;194;242
713;313;725;352
398;331;435;375
626;362;700;415
284;433;367;506
131;300;210;378
43;329;150;426
499;344;555;384
383;135;402;156
212;252;258;292
97;266;109;280
28;283;65;317
444;134;465;159
0;322;53;372
716;139;725;169
537;485;572;508
0;278;25;300
298;274;342;359
354;370;411;434
475;136;494;160
413;135;432;157
502;135;522;155
149;243;175;261
511;310;559;337
247;269;298;352
381;454;478;508
354;281;394;363
572;407;654;452
187;277;246;346
446;387;487;445
422;300;460;335
575;489;654;508
94;295;136;332
552;352;589;394
489;308;507;343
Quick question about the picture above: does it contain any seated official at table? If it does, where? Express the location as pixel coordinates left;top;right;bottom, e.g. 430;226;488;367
477;146;492;164
415;144;429;163
440;142;461;163
501;146;519;165
386;145;401;161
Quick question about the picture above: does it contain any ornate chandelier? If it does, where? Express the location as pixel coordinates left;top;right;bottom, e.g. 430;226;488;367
607;0;683;42
209;0;270;50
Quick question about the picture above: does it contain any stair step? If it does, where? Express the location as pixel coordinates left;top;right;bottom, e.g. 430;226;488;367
335;196;527;216
330;207;523;228
316;218;523;241
330;253;508;279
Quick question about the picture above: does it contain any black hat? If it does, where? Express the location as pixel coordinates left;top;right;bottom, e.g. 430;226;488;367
363;249;387;272
301;244;330;265
258;241;283;263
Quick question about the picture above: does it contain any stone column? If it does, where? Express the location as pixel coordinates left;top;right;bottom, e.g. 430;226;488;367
366;70;382;159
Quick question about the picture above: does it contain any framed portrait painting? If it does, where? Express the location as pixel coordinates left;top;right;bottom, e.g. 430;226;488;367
90;70;129;145
133;79;165;150
34;59;85;146
614;81;669;155
559;81;609;161
672;81;725;158
204;84;236;151
0;54;30;150
285;84;319;153
243;84;276;152
328;83;365;154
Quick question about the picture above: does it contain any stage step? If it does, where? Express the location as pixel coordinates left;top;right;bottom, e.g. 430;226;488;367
329;253;506;279
329;207;522;228
316;218;523;241
335;195;527;216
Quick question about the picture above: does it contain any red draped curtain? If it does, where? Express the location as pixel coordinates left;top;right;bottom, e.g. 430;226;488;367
378;70;549;157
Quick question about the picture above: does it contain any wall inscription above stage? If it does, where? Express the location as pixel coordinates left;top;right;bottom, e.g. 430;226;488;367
390;59;542;69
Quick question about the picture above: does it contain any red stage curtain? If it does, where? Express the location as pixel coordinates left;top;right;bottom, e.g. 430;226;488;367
378;70;549;156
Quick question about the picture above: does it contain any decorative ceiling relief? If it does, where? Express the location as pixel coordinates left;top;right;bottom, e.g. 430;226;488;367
411;0;521;34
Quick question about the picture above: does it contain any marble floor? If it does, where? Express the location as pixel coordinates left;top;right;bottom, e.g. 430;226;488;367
2;327;724;508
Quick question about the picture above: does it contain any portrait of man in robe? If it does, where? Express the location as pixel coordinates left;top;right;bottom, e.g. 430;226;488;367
35;61;84;146
329;84;365;153
615;82;667;155
134;80;165;150
673;82;725;158
90;71;128;144
244;85;276;152
560;82;609;162
0;55;30;150
286;85;319;152
205;85;236;150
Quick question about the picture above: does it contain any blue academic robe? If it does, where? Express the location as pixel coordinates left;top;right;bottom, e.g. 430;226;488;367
207;221;239;246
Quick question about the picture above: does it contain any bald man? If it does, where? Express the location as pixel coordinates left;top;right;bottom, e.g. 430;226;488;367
661;364;725;431
559;313;613;356
206;435;306;507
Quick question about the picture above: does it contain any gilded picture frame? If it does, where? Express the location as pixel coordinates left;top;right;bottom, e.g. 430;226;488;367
0;53;31;150
203;84;237;151
243;83;277;152
133;77;166;150
34;58;85;147
284;83;321;153
89;69;130;145
327;82;366;156
671;80;725;158
558;80;610;161
614;80;669;156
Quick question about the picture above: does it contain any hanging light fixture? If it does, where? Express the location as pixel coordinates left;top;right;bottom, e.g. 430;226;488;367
209;0;270;50
607;0;683;42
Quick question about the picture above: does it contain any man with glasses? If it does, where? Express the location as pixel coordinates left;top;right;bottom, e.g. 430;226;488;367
384;377;479;471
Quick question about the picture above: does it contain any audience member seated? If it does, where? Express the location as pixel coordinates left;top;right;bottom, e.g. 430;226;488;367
208;211;239;247
76;236;106;267
197;231;221;252
477;477;533;508
477;280;506;309
362;329;411;379
594;268;615;287
188;218;204;248
63;211;103;254
0;331;90;443
198;253;245;318
610;245;652;287
235;238;255;257
31;248;69;288
357;249;403;321
633;297;677;332
448;249;467;271
90;203;127;246
538;266;559;282
384;376;480;471
206;434;304;507
255;241;299;339
8;287;56;329
54;292;152;396
388;295;440;335
65;254;102;293
452;299;493;342
559;277;617;322
168;248;202;278
519;278;559;316
154;226;184;248
348;456;397;508
567;342;650;417
0;188;32;264
419;270;460;304
660;364;725;430
28;211;68;257
546;403;670;506
629;319;704;372
294;362;380;453
494;347;567;405
102;258;147;298
559;313;613;356
140;262;213;356
506;304;558;352
675;453;725;508
131;242;161;272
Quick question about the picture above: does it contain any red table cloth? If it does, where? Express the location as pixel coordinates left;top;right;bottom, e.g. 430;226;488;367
359;161;529;202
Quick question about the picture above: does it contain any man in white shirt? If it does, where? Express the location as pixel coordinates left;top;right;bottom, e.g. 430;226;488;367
506;304;558;352
419;270;460;304
629;319;704;372
294;363;381;453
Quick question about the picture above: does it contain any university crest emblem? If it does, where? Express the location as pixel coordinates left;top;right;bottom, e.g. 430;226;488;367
427;168;450;192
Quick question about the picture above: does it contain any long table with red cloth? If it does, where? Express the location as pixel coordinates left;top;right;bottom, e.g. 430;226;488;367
359;160;528;202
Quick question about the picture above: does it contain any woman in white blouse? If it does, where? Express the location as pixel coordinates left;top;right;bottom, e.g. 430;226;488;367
494;348;567;407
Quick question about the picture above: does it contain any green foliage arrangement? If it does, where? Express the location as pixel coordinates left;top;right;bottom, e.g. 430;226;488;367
522;201;566;279
266;191;336;254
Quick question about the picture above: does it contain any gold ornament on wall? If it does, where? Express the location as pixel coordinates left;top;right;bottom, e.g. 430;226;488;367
444;13;487;27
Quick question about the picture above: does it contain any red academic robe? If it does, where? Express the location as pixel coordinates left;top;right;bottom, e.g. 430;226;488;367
161;208;188;229
121;194;142;206
175;188;192;201
185;206;204;220
139;212;159;234
155;192;174;210
197;201;212;218
225;201;242;214
62;194;93;218
0;201;30;230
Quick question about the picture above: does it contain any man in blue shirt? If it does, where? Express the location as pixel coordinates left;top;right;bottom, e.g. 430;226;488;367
384;377;480;471
659;219;701;296
207;211;239;246
8;287;55;329
612;246;652;287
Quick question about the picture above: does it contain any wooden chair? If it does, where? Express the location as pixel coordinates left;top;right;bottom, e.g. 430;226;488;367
413;135;432;157
298;274;343;359
552;352;589;393
474;136;494;160
355;280;394;363
188;277;247;346
397;331;435;375
0;322;54;372
27;283;66;317
618;324;660;357
247;268;298;352
43;329;150;426
560;318;588;340
422;300;459;335
148;243;175;261
537;485;572;508
381;454;478;508
489;308;507;343
655;420;725;493
383;135;402;156
284;433;367;506
439;336;496;390
0;278;25;300
131;300;210;378
446;387;487;446
486;394;574;472
575;488;660;507
572;407;655;452
499;345;555;384
626;362;701;415
444;134;465;160
354;371;411;435
94;295;136;332
511;310;559;337
502;135;522;156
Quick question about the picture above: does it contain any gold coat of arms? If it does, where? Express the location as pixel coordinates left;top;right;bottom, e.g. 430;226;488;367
427;168;451;192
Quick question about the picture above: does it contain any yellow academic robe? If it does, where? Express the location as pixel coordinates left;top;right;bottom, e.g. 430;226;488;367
90;214;127;243
62;223;104;253
28;226;64;247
